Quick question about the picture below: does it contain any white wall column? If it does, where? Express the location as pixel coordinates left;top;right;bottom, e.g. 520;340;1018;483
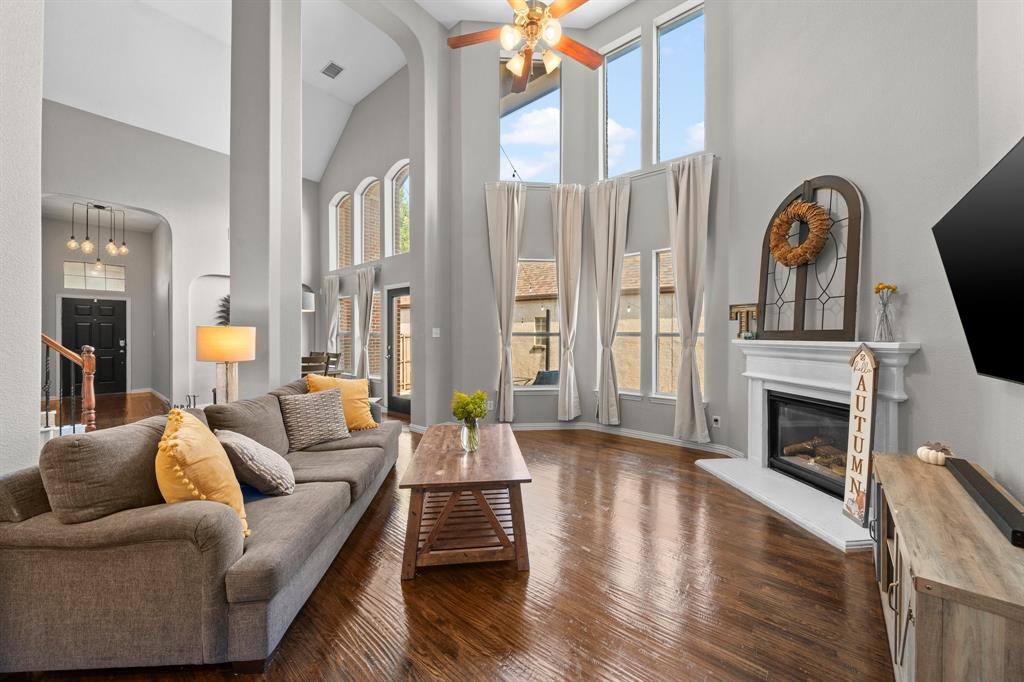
230;0;302;398
0;1;44;470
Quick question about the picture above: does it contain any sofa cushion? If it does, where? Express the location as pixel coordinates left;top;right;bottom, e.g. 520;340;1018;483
305;375;377;431
217;430;295;496
300;420;401;454
204;394;289;456
0;467;51;523
156;410;249;537
284;448;386;500
39;415;166;524
269;379;308;398
225;481;351;603
278;389;349;451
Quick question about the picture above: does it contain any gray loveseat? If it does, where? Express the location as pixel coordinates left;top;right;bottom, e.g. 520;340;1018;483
0;380;400;673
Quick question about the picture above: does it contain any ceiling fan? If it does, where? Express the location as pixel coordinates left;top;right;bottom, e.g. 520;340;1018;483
447;0;604;94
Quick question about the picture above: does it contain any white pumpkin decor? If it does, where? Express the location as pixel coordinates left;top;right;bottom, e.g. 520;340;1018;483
916;441;953;466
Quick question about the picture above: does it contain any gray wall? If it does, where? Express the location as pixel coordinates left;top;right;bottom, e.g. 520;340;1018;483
301;177;320;354
318;66;413;398
0;0;44;472
40;218;158;392
151;222;172;398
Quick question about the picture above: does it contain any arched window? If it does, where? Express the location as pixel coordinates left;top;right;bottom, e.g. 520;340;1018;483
385;160;411;256
358;179;382;263
332;192;352;269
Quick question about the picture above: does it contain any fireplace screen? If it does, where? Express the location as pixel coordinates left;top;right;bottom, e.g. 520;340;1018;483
768;391;849;498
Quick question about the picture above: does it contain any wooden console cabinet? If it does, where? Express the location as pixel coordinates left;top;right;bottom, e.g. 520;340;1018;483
873;454;1024;681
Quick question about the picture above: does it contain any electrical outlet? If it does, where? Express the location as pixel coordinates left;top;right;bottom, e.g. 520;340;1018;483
712;415;722;428
486;400;494;411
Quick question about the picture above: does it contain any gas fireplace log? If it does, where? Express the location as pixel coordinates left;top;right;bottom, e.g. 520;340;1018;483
783;436;832;457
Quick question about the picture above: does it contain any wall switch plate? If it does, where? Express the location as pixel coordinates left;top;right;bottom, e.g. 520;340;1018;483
712;415;722;428
432;327;441;338
486;400;494;410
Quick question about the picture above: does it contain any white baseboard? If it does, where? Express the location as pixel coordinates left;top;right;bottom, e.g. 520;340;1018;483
129;388;170;403
407;420;743;458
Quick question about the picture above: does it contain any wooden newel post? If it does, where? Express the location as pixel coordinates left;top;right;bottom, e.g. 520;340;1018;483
81;345;97;432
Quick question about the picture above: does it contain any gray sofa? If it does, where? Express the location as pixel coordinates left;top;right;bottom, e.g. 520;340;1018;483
0;379;400;673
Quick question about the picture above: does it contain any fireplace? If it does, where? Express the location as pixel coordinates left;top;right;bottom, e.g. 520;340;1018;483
767;391;849;498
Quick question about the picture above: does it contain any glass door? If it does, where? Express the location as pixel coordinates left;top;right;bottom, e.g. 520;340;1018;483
386;288;411;414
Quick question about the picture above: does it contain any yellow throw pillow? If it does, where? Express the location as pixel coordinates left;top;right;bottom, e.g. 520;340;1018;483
155;409;250;537
305;374;378;431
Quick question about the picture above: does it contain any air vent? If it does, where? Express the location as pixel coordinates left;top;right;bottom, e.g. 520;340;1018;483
321;61;343;79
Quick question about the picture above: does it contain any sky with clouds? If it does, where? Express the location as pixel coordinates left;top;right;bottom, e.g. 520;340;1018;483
500;11;705;183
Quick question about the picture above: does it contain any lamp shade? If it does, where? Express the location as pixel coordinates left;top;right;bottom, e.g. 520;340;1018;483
196;326;256;363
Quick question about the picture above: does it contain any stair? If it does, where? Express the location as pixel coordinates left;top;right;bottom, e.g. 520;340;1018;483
39;420;86;448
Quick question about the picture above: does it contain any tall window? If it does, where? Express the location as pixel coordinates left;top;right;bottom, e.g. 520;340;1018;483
658;7;705;162
604;39;642;178
339;296;354;374
499;62;561;183
360;180;381;263
368;291;381;378
614;254;642;392
512;260;559;387
63;261;125;292
392;164;410;255
655;250;704;396
336;195;353;269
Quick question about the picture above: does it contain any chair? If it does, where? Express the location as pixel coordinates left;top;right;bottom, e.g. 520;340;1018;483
310;351;342;377
301;355;328;377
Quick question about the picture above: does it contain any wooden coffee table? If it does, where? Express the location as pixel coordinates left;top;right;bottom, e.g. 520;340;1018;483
399;423;532;580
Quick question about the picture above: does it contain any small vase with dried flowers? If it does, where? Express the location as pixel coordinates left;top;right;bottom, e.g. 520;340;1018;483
452;390;487;452
873;282;898;342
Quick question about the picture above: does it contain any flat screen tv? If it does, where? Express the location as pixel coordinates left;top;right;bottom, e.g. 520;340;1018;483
933;136;1024;385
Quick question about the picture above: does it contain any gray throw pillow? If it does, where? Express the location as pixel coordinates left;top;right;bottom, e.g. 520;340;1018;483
216;429;295;496
278;388;349;452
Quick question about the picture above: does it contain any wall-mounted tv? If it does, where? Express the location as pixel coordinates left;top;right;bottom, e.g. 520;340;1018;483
933;136;1024;385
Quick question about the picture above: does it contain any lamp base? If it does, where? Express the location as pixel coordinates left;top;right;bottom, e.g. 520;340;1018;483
216;362;239;403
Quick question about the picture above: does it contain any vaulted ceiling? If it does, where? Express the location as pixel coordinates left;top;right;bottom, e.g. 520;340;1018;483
43;0;405;182
413;0;636;29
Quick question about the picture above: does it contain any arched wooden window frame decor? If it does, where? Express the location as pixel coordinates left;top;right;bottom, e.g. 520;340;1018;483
756;175;863;341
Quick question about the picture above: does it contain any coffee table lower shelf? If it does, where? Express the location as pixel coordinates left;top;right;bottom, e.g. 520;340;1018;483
402;485;529;579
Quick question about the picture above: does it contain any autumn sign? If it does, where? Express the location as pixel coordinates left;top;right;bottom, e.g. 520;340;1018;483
843;345;879;526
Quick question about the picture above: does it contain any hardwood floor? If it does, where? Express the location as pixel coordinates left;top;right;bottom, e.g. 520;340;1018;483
26;428;893;681
49;391;169;430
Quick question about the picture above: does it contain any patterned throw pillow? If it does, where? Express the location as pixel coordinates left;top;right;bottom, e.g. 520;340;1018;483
278;388;349;452
216;430;295;496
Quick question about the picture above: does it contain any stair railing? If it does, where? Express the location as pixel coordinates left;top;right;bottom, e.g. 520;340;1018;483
40;333;96;433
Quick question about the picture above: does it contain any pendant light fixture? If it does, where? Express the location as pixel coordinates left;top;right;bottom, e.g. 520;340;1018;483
117;210;129;255
105;206;119;256
66;203;80;251
80;205;95;255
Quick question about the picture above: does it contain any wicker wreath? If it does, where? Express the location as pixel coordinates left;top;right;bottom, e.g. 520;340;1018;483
769;200;832;267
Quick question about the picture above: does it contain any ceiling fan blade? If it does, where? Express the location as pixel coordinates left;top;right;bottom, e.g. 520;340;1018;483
507;0;528;11
511;47;534;94
447;27;503;49
548;0;589;19
553;35;603;69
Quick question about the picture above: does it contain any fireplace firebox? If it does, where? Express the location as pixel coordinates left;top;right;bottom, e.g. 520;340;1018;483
767;391;849;498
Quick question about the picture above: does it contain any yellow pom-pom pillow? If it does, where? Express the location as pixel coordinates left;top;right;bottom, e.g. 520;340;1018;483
155;409;250;537
305;375;378;431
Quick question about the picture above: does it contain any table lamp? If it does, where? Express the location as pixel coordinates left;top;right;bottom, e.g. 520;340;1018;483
196;325;256;403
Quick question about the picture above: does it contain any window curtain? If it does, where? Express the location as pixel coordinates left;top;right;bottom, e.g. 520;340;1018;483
485;182;525;422
355;267;375;378
589;177;631;426
667;153;714;443
551;184;584;421
320;276;340;353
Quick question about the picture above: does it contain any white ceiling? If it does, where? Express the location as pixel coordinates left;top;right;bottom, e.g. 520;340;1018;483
42;195;167;233
42;0;405;181
414;0;636;29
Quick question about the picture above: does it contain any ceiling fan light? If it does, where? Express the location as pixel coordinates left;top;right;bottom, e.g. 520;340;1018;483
500;24;521;51
542;49;561;74
541;18;562;46
506;52;527;78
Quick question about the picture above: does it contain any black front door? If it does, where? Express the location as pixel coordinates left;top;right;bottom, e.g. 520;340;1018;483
386;288;411;415
61;297;127;396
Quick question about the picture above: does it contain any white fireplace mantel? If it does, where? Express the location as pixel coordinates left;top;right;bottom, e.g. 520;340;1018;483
698;339;920;552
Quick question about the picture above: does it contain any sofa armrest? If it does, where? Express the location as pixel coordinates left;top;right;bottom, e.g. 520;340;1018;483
370;401;382;425
0;502;244;671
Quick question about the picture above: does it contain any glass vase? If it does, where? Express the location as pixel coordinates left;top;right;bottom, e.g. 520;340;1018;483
460;419;480;452
874;299;896;342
